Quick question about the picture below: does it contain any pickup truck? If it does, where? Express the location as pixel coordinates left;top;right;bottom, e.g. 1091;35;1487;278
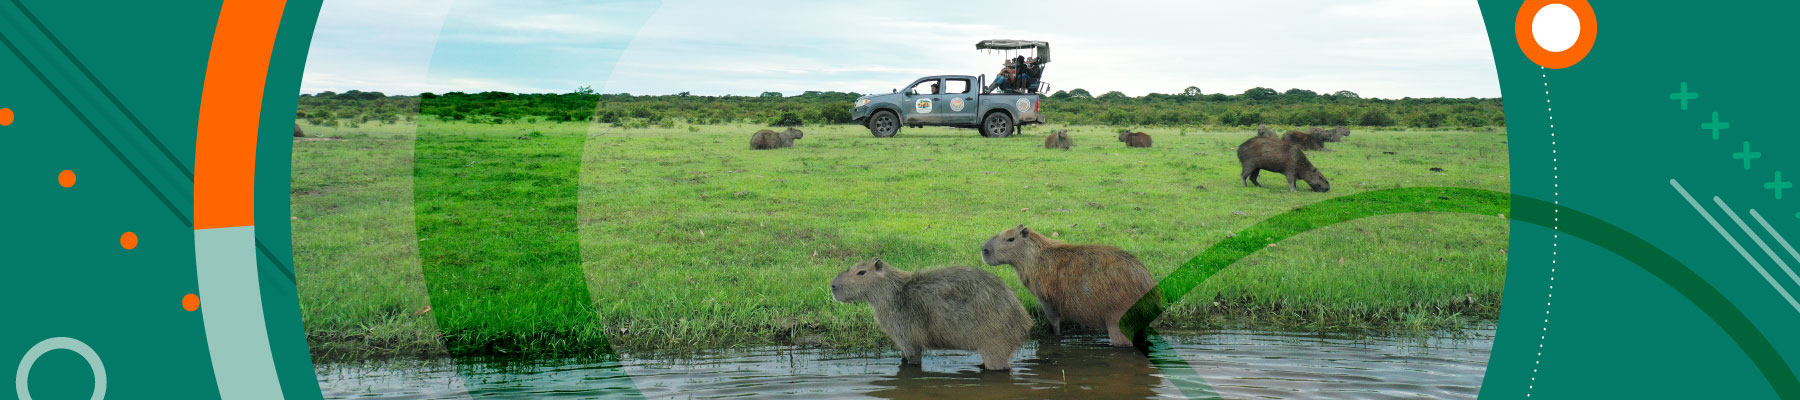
848;75;1045;138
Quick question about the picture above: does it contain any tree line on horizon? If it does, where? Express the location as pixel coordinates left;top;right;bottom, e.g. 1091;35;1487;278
296;85;1504;129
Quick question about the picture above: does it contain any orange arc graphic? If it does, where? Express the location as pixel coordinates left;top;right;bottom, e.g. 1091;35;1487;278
193;0;288;229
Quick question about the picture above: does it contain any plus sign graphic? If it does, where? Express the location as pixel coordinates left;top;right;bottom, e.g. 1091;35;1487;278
1702;112;1730;140
1734;141;1762;170
1670;82;1699;110
1767;171;1793;200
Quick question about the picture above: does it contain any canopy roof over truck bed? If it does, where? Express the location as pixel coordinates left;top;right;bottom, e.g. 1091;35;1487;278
975;39;1050;64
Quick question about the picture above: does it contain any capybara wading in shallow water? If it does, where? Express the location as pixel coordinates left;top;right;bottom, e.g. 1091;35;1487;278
750;127;804;150
1238;135;1330;192
831;257;1031;370
981;225;1160;347
1045;130;1072;150
1117;131;1152;148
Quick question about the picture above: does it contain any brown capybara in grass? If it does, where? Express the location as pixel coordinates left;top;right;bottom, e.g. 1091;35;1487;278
1117;131;1152;148
1282;126;1351;151
1238;135;1330;192
1044;130;1072;150
293;123;304;138
750;127;804;150
831;257;1031;370
981;225;1160;347
1256;124;1278;138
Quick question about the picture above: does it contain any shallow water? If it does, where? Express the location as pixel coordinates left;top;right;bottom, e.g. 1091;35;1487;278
317;328;1492;399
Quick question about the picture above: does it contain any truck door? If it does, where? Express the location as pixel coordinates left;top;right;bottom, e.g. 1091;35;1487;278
939;77;978;126
901;78;943;125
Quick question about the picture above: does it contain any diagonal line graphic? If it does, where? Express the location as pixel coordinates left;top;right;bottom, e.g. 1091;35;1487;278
1748;209;1800;288
0;30;193;227
1671;180;1800;314
9;0;194;179
1715;197;1800;304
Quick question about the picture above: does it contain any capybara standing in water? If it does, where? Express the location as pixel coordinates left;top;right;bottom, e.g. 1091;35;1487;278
1044;130;1072;150
1117;131;1152;148
1238;135;1330;192
981;225;1160;347
750;127;804;150
831;257;1031;370
293;123;305;138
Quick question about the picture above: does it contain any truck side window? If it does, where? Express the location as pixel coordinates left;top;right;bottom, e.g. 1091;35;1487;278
944;79;970;94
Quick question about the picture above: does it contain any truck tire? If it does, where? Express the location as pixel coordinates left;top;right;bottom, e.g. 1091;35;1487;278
981;112;1014;138
869;110;899;137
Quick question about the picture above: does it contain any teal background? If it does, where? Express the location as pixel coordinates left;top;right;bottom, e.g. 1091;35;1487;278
0;1;322;399
1481;1;1799;398
6;1;1800;398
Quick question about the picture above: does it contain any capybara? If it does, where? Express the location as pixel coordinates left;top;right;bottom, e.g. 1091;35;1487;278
1238;135;1330;192
1044;130;1072;150
293;123;304;138
981;225;1160;347
750;127;804;149
1117;131;1152;148
831;257;1031;370
1255;124;1278;138
1283;126;1351;151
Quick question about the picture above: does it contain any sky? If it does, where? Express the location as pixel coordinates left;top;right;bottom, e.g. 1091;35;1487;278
300;0;1500;99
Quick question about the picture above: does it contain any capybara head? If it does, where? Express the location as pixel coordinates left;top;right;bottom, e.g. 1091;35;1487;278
831;257;898;303
1117;131;1130;142
1310;126;1349;142
1301;167;1331;192
982;224;1044;266
782;127;804;140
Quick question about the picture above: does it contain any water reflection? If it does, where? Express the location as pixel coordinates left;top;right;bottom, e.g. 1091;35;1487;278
316;328;1492;399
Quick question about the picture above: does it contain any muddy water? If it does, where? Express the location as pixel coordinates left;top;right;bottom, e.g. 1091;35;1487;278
316;328;1492;399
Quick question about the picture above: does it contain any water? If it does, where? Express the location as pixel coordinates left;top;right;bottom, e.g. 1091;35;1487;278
317;328;1492;399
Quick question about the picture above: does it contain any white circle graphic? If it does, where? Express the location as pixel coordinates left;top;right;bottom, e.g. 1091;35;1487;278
16;337;106;400
1532;4;1580;52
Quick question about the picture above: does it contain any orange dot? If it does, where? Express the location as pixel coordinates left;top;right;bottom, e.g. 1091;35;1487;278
120;232;138;250
182;294;200;312
58;170;76;188
0;108;13;126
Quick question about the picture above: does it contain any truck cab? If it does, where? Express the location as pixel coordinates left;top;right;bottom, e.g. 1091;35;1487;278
849;74;1045;138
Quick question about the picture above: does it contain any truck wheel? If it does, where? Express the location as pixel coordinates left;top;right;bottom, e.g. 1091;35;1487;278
981;112;1014;138
869;111;899;137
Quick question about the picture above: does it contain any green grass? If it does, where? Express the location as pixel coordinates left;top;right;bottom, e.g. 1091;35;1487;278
293;119;1510;358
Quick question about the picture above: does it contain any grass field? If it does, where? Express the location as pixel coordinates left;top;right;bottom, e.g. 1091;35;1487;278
293;119;1509;359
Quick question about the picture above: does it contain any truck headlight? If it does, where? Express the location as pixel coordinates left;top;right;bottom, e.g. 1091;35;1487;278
855;98;870;107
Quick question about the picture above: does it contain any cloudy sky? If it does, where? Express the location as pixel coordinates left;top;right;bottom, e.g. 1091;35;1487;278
300;0;1500;99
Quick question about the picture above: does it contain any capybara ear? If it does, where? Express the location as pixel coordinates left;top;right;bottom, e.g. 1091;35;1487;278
1019;226;1031;237
872;257;887;270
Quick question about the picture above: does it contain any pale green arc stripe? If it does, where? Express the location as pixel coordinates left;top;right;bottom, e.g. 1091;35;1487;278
1748;209;1800;291
195;226;285;399
1670;180;1800;314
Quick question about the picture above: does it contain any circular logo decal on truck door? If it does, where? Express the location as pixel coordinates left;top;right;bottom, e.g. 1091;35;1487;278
915;99;932;114
950;98;966;112
1016;98;1032;113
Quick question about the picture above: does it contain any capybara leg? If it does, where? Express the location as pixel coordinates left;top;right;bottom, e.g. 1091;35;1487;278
1042;304;1063;335
1287;175;1300;192
979;347;1014;370
899;345;923;365
1249;169;1263;187
1240;167;1253;187
1106;322;1133;347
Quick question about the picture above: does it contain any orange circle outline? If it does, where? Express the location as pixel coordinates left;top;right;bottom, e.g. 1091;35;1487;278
1515;0;1597;69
